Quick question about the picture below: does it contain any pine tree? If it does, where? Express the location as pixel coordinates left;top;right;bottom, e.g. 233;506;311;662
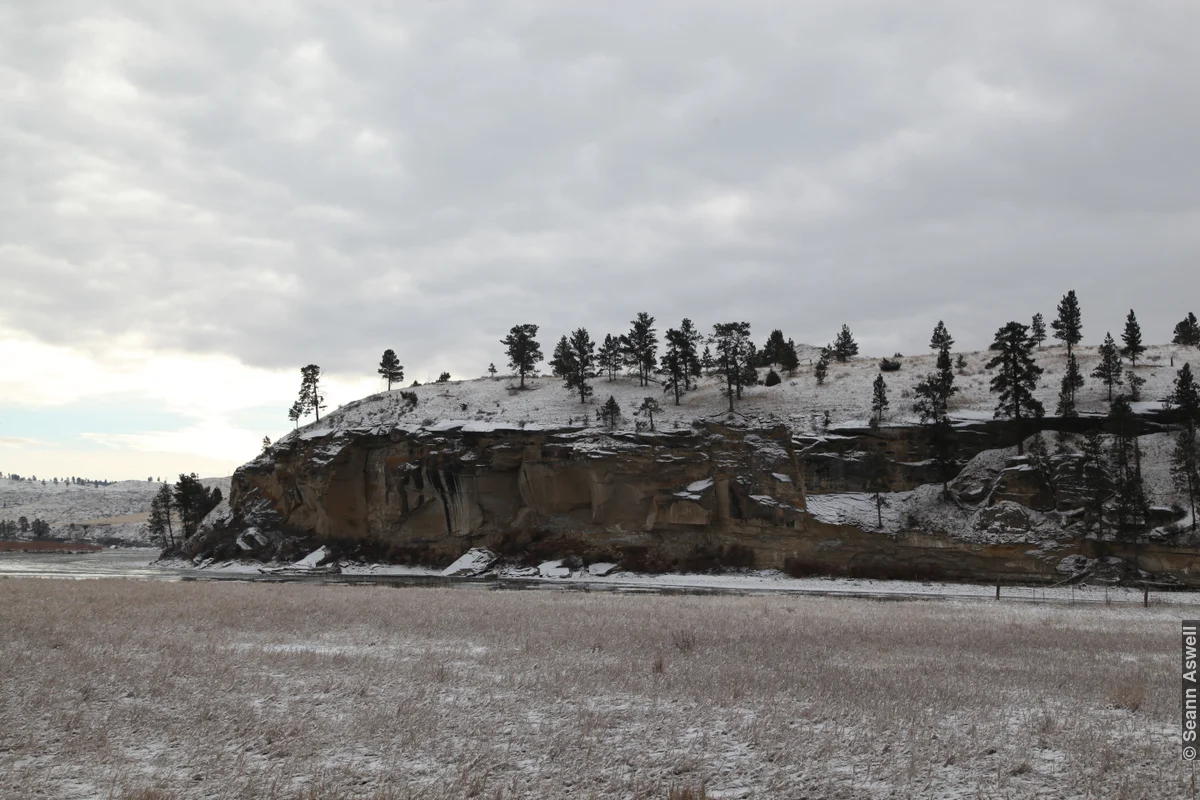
912;344;959;497
662;327;688;405
377;349;404;390
862;448;891;528
488;363;498;379
597;334;622;381
762;329;792;368
288;400;303;430
1172;426;1199;532
1030;313;1047;349
1079;428;1109;537
637;397;662;431
955;353;967;374
1121;310;1145;367
710;322;755;411
781;338;800;376
501;324;543;389
550;335;573;378
1027;434;1055;495
986;321;1044;453
261;436;271;455
832;325;858;362
871;374;889;427
563;328;595;404
1050;290;1083;358
624;312;658;387
1128;372;1146;402
1171;363;1200;434
598;396;622;430
700;345;715;375
173;473;218;539
1091;332;1123;401
147;483;175;549
814;353;829;385
1108;396;1148;538
1173;313;1200;347
913;345;958;423
1056;352;1083;417
297;364;325;421
929;320;954;351
679;319;703;388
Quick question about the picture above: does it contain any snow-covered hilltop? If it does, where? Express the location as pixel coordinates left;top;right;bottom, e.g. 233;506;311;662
288;342;1192;441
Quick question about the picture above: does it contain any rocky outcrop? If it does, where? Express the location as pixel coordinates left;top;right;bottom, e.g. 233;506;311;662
191;415;1200;586
216;422;809;571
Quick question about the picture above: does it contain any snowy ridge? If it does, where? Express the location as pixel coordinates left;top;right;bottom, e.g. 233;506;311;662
278;343;1192;445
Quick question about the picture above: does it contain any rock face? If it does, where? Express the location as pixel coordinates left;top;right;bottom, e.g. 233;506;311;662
224;422;807;571
196;415;1200;586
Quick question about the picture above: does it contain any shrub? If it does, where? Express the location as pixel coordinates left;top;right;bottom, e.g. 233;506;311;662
764;369;781;386
399;391;418;408
879;358;901;372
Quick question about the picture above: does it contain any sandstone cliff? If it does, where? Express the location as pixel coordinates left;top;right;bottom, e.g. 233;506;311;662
191;410;1200;586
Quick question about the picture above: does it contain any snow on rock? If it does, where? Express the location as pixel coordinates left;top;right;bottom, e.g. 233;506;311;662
537;559;572;578
441;548;496;577
587;562;619;577
686;478;715;493
293;546;330;569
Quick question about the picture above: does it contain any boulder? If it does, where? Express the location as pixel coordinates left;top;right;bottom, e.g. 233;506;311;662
441;547;496;577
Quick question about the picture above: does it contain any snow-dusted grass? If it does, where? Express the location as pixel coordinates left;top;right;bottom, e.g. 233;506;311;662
1;580;1192;799
299;343;1195;440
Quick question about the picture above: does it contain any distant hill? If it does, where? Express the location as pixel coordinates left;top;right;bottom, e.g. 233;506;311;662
0;477;230;546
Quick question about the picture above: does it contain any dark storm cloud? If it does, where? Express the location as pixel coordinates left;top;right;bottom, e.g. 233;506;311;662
2;0;1198;379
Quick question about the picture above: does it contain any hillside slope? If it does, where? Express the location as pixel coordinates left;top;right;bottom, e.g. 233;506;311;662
293;343;1194;440
0;478;230;545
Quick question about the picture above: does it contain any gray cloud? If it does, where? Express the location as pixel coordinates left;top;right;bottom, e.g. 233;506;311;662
2;0;1199;381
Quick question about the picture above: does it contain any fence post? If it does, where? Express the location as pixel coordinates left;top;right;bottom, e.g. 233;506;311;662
995;584;1000;600
1144;585;1149;607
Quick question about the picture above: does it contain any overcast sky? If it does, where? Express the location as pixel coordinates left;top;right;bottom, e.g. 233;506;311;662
2;1;1199;480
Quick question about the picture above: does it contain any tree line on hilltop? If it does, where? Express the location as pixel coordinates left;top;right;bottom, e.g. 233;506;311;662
280;296;1200;537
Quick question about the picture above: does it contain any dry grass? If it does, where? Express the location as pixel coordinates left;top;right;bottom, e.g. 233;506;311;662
0;579;1194;798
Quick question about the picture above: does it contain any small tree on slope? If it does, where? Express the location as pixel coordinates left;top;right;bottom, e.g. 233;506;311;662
378;349;404;390
598;396;622;430
871;374;889;427
637;397;662;431
929;320;954;352
986;321;1044;454
501;324;543;389
1171;363;1200;531
624;312;658;387
297;364;325;422
1030;313;1047;349
863;448;891;529
1050;290;1083;359
1056;354;1080;418
1173;313;1200;347
563;328;595;404
1108;396;1149;539
711;322;755;412
1121;310;1145;368
597;334;622;381
1092;333;1123;401
833;325;858;363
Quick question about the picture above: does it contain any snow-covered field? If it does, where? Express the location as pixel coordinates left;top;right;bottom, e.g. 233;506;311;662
298;342;1196;439
0;579;1189;799
0;477;229;544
